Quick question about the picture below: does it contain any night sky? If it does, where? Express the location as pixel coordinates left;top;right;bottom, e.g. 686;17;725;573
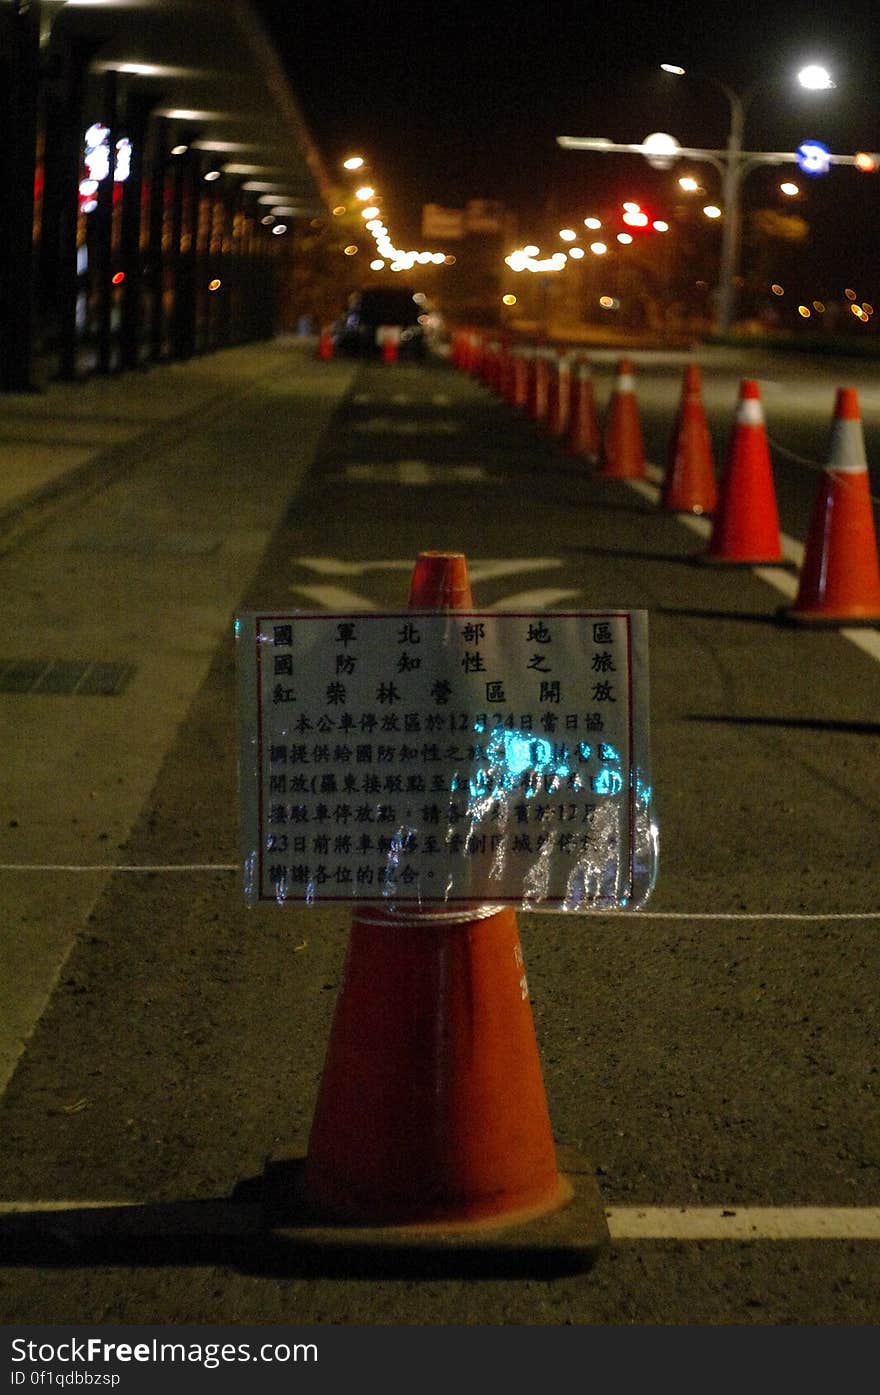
254;0;880;287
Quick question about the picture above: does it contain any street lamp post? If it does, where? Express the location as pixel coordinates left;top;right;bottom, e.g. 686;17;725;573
558;64;841;336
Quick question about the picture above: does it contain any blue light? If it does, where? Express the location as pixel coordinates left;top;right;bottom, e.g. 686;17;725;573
796;140;831;176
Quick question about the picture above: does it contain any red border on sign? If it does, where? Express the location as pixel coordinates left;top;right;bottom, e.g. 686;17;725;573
252;612;637;906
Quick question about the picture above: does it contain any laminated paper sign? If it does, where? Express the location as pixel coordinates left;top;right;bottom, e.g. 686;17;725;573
237;611;657;912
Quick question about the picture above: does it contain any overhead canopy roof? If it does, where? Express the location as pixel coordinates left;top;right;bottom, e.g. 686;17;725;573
50;0;330;215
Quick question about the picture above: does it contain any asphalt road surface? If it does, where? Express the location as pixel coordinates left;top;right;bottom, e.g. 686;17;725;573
0;339;878;1329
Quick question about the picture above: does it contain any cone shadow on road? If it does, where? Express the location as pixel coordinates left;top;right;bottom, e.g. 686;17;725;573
565;544;707;566
684;713;880;737
657;604;785;626
0;1180;603;1278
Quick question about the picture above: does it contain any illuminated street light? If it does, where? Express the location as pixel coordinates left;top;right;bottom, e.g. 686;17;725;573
558;62;838;334
343;155;365;170
559;228;577;240
678;175;700;192
703;204;722;218
780;181;800;195
584;217;602;229
797;64;834;90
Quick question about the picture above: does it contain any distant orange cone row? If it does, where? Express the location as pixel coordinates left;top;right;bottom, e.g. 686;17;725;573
303;551;569;1229
568;359;600;459
787;388;880;623
600;358;646;479
662;363;717;514
705;380;782;563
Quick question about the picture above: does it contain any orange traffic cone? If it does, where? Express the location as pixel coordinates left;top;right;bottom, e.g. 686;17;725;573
704;380;783;564
527;348;552;421
547;353;572;437
785;387;880;624
600;358;646;478
568;358;600;461
661;363;717;514
511;347;532;409
275;551;607;1259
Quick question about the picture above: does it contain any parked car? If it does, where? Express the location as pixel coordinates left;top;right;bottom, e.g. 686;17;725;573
332;286;428;358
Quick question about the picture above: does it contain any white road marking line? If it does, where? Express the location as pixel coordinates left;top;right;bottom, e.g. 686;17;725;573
352;419;460;435
0;870;875;917
0;865;237;873
288;584;376;610
486;588;583;610
606;1207;880;1241
334;461;488;484
467;558;563;583
628;473;880;664
295;557;414;576
1;1199;877;1242
292;557;565;582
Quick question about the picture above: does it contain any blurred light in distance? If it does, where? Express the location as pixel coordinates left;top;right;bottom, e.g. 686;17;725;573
569;246;585;258
204;169;221;181
431;253;446;263
797;64;834;90
171;144;188;156
111;272;124;285
703;205;722;218
332;205;346;216
617;232;633;244
653;220;669;232
343;244;358;255
771;283;784;295
599;295;616;308
502;294;517;305
590;241;608;255
355;186;375;200
851;304;866;318
622;209;649;227
361;206;380;219
863;303;874;315
622;201;641;212
370;259;385;270
797;305;811;317
845;288;857;299
780;182;799;195
208;279;221;291
855;152;876;172
523;244;540;255
661;63;686;75
343;156;365;170
584;217;602;229
813;301;825;312
260;215;275;225
365;219;381;230
678;176;699;192
272;225;287;235
559;228;577;240
444;255;456;264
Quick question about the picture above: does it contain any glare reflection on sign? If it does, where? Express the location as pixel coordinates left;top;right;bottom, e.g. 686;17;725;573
237;610;657;913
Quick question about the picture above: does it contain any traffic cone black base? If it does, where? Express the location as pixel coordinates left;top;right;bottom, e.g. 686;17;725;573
262;1142;609;1272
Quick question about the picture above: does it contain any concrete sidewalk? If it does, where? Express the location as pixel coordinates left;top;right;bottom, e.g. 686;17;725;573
0;335;359;1090
0;335;331;525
